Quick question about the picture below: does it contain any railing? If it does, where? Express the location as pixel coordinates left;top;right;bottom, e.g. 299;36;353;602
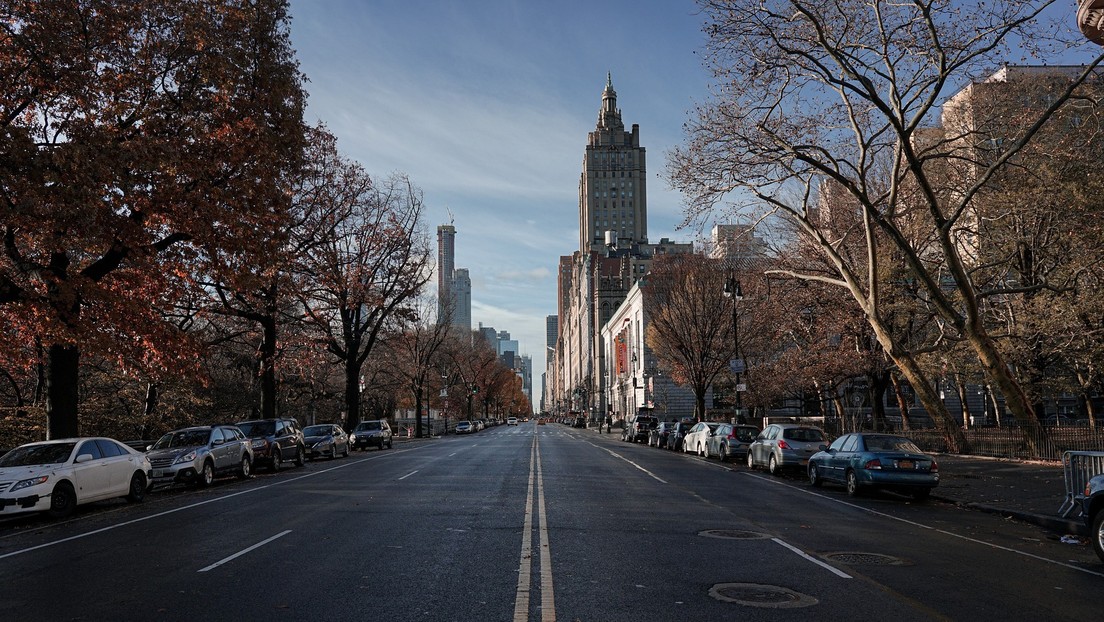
1059;451;1104;517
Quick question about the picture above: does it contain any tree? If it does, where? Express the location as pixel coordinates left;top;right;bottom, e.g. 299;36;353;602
644;254;732;420
0;0;307;437
299;172;432;431
387;297;452;438
669;1;1104;451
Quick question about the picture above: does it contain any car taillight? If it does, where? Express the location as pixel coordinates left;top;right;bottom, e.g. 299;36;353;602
777;440;791;450
930;460;938;473
864;459;883;470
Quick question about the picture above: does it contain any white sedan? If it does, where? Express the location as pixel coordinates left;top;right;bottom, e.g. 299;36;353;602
0;437;151;518
682;422;720;457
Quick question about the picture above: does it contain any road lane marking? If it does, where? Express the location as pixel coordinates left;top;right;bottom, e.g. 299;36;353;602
587;443;668;483
535;439;556;621
198;530;291;572
772;537;853;579
742;471;1104;578
398;470;419;480
513;439;537;621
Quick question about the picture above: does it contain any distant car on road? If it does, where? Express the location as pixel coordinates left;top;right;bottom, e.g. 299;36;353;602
666;422;692;452
808;433;939;499
302;424;349;460
747;424;826;475
648;422;678;448
147;425;253;487
507;417;518;426
351;420;393;449
706;423;759;462
1083;473;1104;563
621;414;658;443
0;438;151;518
455;421;474;434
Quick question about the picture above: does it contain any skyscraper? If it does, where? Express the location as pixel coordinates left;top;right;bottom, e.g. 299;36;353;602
436;223;471;331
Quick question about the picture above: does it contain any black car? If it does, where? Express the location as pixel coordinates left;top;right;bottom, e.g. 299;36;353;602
666;422;692;452
302;424;350;460
648;422;678;448
351;420;393;450
573;416;587;428
235;418;306;472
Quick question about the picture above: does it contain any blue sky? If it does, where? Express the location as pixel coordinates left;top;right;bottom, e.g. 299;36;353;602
288;0;716;401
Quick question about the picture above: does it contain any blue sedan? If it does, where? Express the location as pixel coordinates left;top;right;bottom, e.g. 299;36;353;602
808;433;939;499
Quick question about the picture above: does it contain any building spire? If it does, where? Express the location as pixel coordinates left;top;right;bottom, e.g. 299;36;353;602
598;72;622;132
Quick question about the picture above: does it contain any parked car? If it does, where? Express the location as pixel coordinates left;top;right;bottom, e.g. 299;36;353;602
706;423;760;462
235;418;306;472
0;438;151;518
808;433;939;499
146;425;253;487
573;416;587;428
747;423;826;475
1082;473;1104;563
455;421;474;434
621;414;658;443
667;422;692;452
351;420;393;449
682;422;721;456
302;424;349;460
648;422;678;448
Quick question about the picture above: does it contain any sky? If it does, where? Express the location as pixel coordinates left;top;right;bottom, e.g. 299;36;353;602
287;0;717;404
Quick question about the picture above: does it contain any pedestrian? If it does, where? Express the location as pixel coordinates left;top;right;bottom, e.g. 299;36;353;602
605;415;612;434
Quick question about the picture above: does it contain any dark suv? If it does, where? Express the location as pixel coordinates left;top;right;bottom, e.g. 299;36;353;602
235;418;305;472
622;415;658;443
351;420;393;450
1084;473;1104;563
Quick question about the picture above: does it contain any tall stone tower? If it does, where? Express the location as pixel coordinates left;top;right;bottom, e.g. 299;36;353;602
579;73;648;255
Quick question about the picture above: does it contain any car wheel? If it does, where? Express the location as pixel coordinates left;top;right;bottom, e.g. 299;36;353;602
768;454;780;475
719;444;728;463
809;463;822;487
846;470;862;497
270;450;282;473
388;438;393;449
295;446;306;467
698;443;705;457
126;471;148;502
1092;509;1104;563
747;451;756;469
199;460;215;487
239;456;252;479
342;444;349;458
48;481;77;518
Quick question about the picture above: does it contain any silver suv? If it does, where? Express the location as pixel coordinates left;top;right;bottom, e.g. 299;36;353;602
146;425;253;487
351;420;393;450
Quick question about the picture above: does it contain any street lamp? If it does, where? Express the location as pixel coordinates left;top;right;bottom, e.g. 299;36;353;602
723;274;746;422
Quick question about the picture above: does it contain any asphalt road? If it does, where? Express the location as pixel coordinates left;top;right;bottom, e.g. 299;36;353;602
1;422;1101;621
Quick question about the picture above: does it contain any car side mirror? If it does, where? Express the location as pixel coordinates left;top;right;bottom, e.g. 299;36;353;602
145;445;153;452
213;438;225;445
75;453;95;463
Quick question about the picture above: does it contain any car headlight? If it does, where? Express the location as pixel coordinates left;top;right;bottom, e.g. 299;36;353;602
349;434;356;443
251;439;267;449
11;475;49;492
175;450;198;464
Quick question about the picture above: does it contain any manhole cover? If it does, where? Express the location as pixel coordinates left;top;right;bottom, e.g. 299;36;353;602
822;552;910;566
699;529;770;540
709;583;818;609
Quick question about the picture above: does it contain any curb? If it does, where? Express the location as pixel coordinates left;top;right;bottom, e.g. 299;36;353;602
932;494;1087;536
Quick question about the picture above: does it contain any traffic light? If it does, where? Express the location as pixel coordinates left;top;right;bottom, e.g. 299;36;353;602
471;384;478;395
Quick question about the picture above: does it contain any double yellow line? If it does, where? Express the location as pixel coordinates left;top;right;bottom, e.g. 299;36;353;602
513;433;556;622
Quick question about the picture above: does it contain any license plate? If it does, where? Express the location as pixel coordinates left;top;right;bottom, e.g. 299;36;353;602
898;460;914;469
152;469;165;478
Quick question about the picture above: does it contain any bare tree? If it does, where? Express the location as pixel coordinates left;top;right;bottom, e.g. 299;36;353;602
669;1;1104;451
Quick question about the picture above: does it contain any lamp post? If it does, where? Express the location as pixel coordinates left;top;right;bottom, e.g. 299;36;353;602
723;274;745;422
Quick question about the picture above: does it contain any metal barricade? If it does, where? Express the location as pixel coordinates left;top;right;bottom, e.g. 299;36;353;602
1059;450;1104;517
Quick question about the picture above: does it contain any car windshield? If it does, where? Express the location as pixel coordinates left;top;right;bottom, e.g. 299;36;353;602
0;442;77;467
237;421;275;437
783;428;825;442
152;430;211;449
303;426;331;436
356;422;381;431
863;435;922;453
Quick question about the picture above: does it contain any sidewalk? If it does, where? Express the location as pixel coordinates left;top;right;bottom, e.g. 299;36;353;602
927;454;1086;536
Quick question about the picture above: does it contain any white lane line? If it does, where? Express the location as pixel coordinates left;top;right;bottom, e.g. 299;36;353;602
743;472;1104;578
535;439;557;622
587;443;667;484
772;537;853;579
513;439;537;622
0;449;414;561
198;530;291;572
397;470;419;480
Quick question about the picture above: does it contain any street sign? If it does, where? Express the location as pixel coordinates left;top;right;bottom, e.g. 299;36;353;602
735;383;747;392
729;359;746;374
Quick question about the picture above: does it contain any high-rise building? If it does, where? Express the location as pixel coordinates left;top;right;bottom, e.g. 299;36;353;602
436;223;471;331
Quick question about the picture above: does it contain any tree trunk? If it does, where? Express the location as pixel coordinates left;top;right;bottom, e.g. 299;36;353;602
954;373;972;430
871;372;889;431
1082;390;1097;429
45;344;80;439
413;384;423;438
344;360;361;431
258;316;278;420
889;372;913;432
966;330;1043;454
